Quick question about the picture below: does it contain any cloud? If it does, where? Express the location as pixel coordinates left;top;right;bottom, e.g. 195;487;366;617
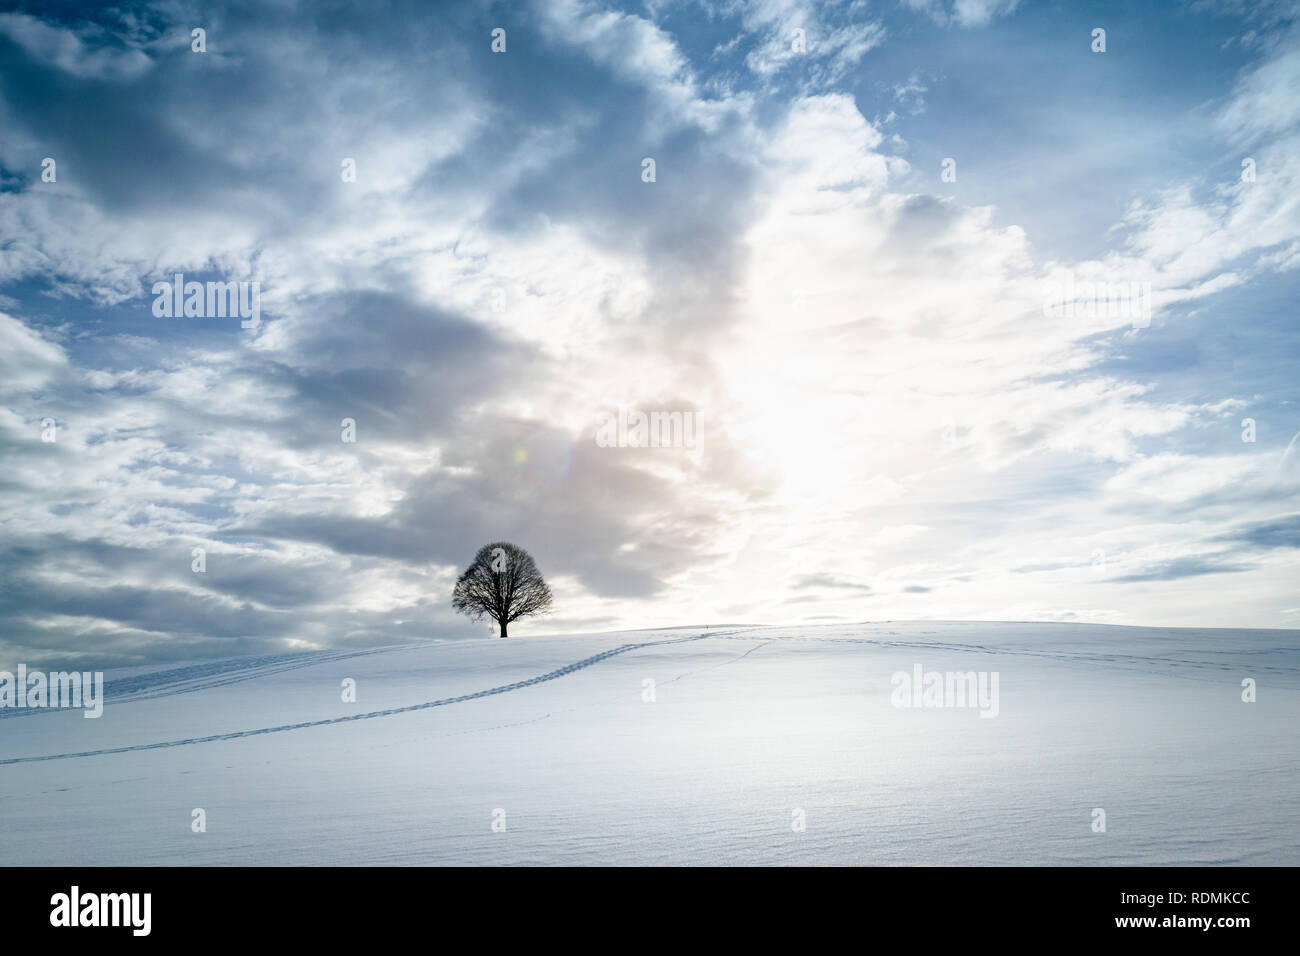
1213;512;1300;550
1106;553;1255;583
1;0;1298;665
901;0;1022;29
0;312;66;389
791;573;873;592
704;0;887;87
0;12;153;81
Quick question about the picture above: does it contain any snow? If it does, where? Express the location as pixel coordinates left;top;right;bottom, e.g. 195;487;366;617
2;622;1297;865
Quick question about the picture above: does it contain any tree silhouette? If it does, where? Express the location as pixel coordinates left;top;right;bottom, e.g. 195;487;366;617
451;542;553;637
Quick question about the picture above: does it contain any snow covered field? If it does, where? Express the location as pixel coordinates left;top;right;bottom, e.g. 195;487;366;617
2;622;1297;866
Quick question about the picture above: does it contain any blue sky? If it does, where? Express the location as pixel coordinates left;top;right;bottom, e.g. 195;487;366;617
0;0;1297;667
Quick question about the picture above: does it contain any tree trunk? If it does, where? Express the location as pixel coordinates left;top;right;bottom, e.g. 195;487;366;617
499;620;508;638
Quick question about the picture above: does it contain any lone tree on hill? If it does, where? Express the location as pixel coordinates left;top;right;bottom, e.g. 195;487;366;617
451;542;553;637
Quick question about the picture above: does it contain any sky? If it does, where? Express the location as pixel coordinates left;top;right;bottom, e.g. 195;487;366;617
0;0;1298;668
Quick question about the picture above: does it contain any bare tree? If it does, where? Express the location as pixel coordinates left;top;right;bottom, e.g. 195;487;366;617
451;542;553;637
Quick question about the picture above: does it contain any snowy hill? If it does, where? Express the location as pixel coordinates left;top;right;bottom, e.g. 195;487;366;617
2;622;1297;865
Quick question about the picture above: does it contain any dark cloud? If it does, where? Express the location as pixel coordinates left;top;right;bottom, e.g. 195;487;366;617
1;0;1297;668
791;573;873;592
1106;554;1255;583
1212;513;1300;551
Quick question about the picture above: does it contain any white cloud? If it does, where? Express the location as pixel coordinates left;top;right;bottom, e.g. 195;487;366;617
2;1;1299;663
902;0;1022;29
